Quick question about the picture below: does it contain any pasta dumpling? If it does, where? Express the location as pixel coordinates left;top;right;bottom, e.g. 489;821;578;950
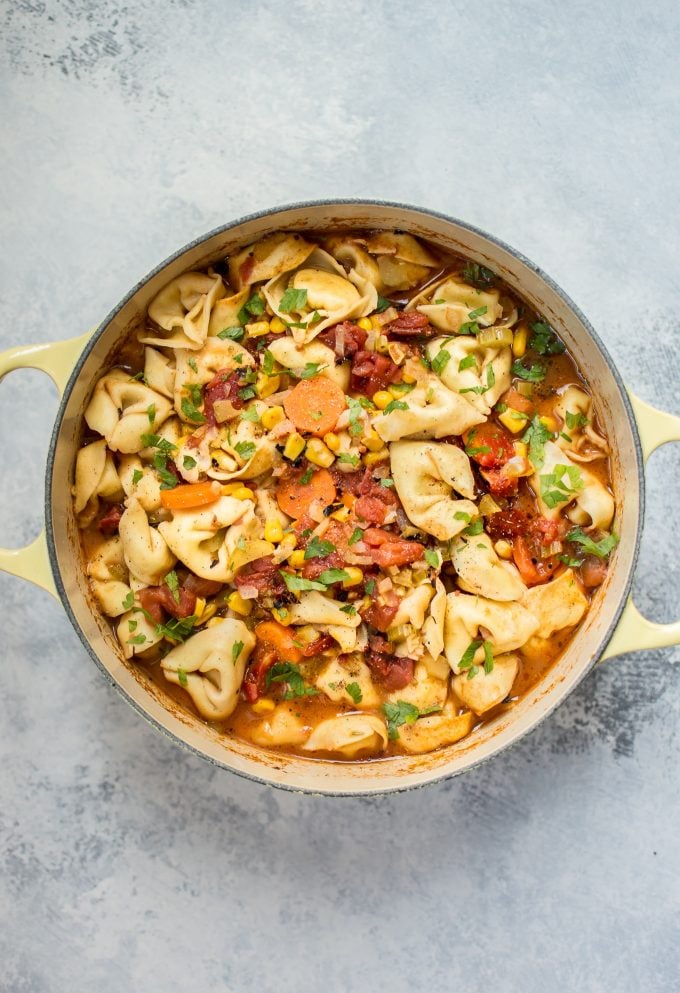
451;533;527;601
386;660;448;712
286;591;362;653
444;592;539;673
452;653;519;715
85;369;173;454
422;579;447;660
266;337;349;390
408;275;502;332
362;231;440;290
157;495;253;582
86;536;131;617
324;236;382;290
250;704;309;747
119;497;176;586
373;375;484;442
397;703;475;755
117;607;163;659
228;232;315;290
303;714;388;758
174;337;255;421
529;440;614;531
161;621;254;720
390;440;478;540
554;386;609;462
523;569;588;638
143;272;226;350
143;347;175;399
264;248;377;343
73;439;124;526
316;655;381;708
426;335;511;414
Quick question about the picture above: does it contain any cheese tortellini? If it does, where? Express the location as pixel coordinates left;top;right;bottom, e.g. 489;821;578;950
303;714;388;758
373;375;484;441
390;440;478;540
85;370;173;454
426;335;511;414
408;275;503;332
529;441;614;531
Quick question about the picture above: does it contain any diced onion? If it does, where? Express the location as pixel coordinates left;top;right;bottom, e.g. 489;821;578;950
479;493;502;516
476;326;514;348
238;585;259;600
517;381;534;397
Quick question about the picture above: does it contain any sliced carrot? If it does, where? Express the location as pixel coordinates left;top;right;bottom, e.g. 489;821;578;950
255;621;303;664
502;388;534;416
160;480;221;511
276;467;336;518
283;375;346;436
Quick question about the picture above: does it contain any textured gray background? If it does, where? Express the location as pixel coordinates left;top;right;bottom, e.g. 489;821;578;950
1;2;679;991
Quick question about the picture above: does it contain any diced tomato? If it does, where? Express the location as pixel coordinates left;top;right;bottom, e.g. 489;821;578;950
480;467;518;497
361;589;400;632
512;534;560;587
350;351;401;398
464;423;515;468
501;388;534;416
362;528;425;567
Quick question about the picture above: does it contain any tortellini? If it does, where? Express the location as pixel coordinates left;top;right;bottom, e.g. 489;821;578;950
386;660;448;712
554;386;609;462
161;621;254;720
228;232;315;290
207;418;277;481
264;247;377;343
286;591;362;653
324;236;382;290
250;704;309;748
316;655;381;708
157;495;253;582
451;533;527;601
143;347;175;399
444;592;540;673
389;584;435;630
302;714;388;758
528;440;614;530
119;497;176;586
426;335;511;414
452;653;520;715
397;704;475;755
143;272;226;350
86;536;131;617
422;579;447;660
523;569;588;638
73;439;124;526
174;337;255;421
408;275;503;332
118;455;162;512
266;337;350;390
362;231;440;291
85;370;173;454
390;440;478;540
373;376;484;442
117;607;164;659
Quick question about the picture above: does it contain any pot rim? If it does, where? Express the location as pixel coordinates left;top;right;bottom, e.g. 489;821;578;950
44;198;645;795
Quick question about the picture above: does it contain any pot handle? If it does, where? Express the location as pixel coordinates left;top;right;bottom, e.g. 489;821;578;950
600;391;680;661
0;332;93;599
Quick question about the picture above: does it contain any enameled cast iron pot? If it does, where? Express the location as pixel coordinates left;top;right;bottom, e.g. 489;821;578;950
2;200;679;795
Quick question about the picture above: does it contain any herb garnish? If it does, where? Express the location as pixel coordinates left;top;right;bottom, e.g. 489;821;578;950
266;661;318;699
279;287;308;313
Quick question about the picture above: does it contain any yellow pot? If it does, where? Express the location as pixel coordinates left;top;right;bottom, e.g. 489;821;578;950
1;200;679;795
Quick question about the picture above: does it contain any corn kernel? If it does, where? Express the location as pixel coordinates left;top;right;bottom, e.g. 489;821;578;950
372;391;393;410
229;484;255;502
194;596;207;619
246;320;271;338
289;549;306;569
330;506;351;522
364;448;389;466
342;566;363;588
512;323;528;358
261;405;284;430
494;539;513;560
278;533;297;556
362;430;385;451
498;408;529;434
305;437;335;468
401;371;416;384
387;342;407;365
269;316;287;334
226;591;252;617
272;606;292;625
196;601;219;625
256;372;281;398
375;333;389;353
206;616;226;628
283;432;306;460
251;698;276;714
323;432;341;453
513;441;528;459
540;415;558;433
370;315;382;330
357;317;373;332
264;518;284;543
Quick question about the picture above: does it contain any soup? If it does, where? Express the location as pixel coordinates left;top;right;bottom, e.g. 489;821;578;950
73;230;617;760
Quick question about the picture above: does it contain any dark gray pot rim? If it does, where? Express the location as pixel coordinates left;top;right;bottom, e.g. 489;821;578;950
44;198;645;797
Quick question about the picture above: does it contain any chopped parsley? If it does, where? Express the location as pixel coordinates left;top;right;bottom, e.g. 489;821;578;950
279;287;308;313
318;568;351;585
266;661;318;700
181;393;206;424
347;396;364;437
234;441;256;461
345;682;363;705
462;518;484;537
300;466;314;485
337;452;359;467
424;549;440;568
177;668;188;687
379;478;395;488
566;528;619;559
529;321;565;356
467;305;488;320
280;572;327;593
340;604;357;616
217;326;245;341
462;261;496;287
293;362;325;380
128;633;147;646
187;357;198;373
146;403;156;425
262;349;276;376
383;700;420;740
232;640;244;666
364;579;376;595
431;348;452;376
458;354;477;372
375;295;392;313
242;291;265;319
522;415;554;469
512;359;546;383
304;535;336;559
540;464;584;509
348;527;363;546
164;570;180;605
483;641;494;674
132;469;143;485
182;455;197;470
240;406;260;423
565;410;589;431
383;399;409;415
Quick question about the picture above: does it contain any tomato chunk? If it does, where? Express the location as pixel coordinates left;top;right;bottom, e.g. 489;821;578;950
463;423;515;468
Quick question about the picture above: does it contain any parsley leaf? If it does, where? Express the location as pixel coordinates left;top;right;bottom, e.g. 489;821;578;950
232;640;244;665
177;668;188;687
279;287;308;313
266;661;318;699
234;441;256;461
462;518;484;536
240;406;260;423
458;640;482;671
566;528;619;559
318;568;350;585
132;469;143;485
522;415;554;470
540;464;584;509
483;641;494;674
375;295;392;313
383;399;409;415
348;527;363;546
122;591;135;611
293;362;325;380
262;349;276;376
340;604;357;616
187;357;198;373
529;321;565;356
347;396;364;437
468;305;488;320
146;403;156;425
458;354;477;372
243;292;265;318
337;452;359;467
462;262;496;288
128;633;147;646
182;455;197;470
565;410;589;431
300;466;314;485
304;535;336;559
156;615;197;641
431;348;452;376
164;570;180;605
383;700;420;740
181;395;206;424
364;579;376;595
280;572;327;593
424;549;440;568
512;359;546;383
346;682;363;705
217;326;245;341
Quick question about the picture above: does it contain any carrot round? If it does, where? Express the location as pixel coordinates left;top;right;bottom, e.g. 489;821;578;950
160;480;221;511
276;467;336;518
255;621;303;664
283;375;346;436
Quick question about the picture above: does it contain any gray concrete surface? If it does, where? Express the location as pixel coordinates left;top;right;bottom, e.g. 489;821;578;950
1;2;679;991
